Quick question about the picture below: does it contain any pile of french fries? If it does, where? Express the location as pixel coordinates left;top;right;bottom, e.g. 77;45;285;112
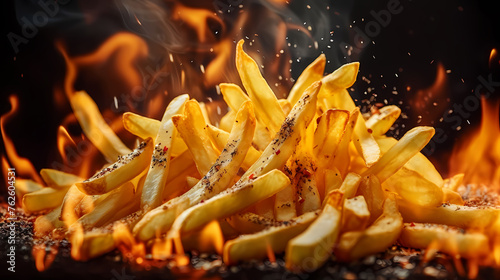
20;39;500;272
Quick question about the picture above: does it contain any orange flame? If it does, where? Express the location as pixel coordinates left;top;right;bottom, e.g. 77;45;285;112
113;223;146;264
266;242;276;264
198;220;225;255
151;237;173;260
1;95;43;184
449;97;500;190
33;244;58;272
490;48;499;68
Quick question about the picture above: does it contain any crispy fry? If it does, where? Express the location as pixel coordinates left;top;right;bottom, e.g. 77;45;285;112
313;109;349;168
236;40;285;134
219;109;236;133
442;188;465;205
332;109;358;176
275;184;297;221
336;195;403;261
134;102;256;241
76;139;153;195
226;212;282;234
286;192;343;272
169;169;290;236
399;223;489;259
296;172;321;215
397;200;500;229
141;94;189;210
254;197;275;219
323;168;343;197
357;175;385;223
14;179;43;201
342;195;370;232
365;105;401;136
60;184;87;226
220;83;250;112
288;54;326;106
444;173;464;192
173;99;219;176
338;172;362;199
363;127;435;182
22;185;70;213
223;211;318;265
34;205;65;237
122;112;187;156
40;169;83;189
69;90;131;162
278;99;292;115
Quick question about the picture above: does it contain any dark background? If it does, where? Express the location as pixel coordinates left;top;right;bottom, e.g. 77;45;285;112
1;0;499;189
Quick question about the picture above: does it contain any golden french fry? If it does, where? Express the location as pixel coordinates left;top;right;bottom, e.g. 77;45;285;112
122;112;187;157
14;179;43;201
278;99;293;115
140;94;189;210
442;188;464;205
365;105;401;136
342;195;370;232
169;169;289;236
336;195;403;261
399;223;489;259
60;184;87;226
286;191;343;272
134;102;256;241
236;40;285;134
34;205;65;237
241;81;320;181
22;185;70;213
288;54;326;106
275;184;297;221
323;168;343;196
219;109;236;133
70;226;116;262
357;175;385;223
313;109;349;168
186;176;199;189
223;211;318;265
226;212;282;234
363;127;435;182
220;83;250;112
296;173;321;215
77;139;153;195
40;169;83;189
206;124;262;170
321;62;359;92
69;90;131;162
198;102;212;124
397;200;500;229
254;197;275;220
444;173;464;192
173;99;220;176
338;172;362;199
332;109;358;176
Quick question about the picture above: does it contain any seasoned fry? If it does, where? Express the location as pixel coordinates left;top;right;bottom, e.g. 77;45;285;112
336;195;403;261
342;195;370;232
77;139;153;195
286;192;343;272
254;197;275;220
357;175;385;223
134;102;256;241
288;54;326;106
296;172;321;215
69;90;131;161
236;40;285;134
365;105;401;136
140;94;189;210
363;127;435;182
332;109;358;176
313;109;349;168
22;185;70;213
40;169;83;189
226;212;282;235
223;211;318;265
169;169;290;236
274;185;297;221
399;223;489;259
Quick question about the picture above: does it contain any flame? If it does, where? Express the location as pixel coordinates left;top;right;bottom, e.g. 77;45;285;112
449;98;500;190
410;63;449;125
151;237;173;260
490;48;499;68
266;242;277;264
1;95;43;184
197;220;224;255
113;223;146;263
33;244;58;272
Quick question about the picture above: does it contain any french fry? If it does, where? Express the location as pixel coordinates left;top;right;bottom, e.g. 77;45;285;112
226;212;282;234
336;195;403;261
286;191;343;272
70;226;116;262
365;105;401;136
172;99;219;176
338;172;362;199
275;184;297;221
442;188;465;205
76;139;153;195
362;126;435;182
122;112;187;157
254;197;275;219
296;173;321;215
219;109;236;133
60;184;87;226
444;173;464;192
22;185;70;213
278;99;292;115
169;169;290;236
69;90;131;162
206;124;262;170
223;211;318;265
220;83;250;112
397;200;500;229
342;195;370;232
332;109;358;176
288;54;326;106
14;179;43;201
236;39;285;134
34;205;65;237
399;223;489;259
313;109;349;168
40;169;83;189
186;176;199;189
357;175;385;223
134;102;256;241
241;81;321;181
140;94;189;210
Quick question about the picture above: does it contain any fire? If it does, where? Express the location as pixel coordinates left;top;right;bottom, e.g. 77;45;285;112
32;244;58;272
449;97;500;190
151;237;173;260
113;222;146;263
197;220;225;254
